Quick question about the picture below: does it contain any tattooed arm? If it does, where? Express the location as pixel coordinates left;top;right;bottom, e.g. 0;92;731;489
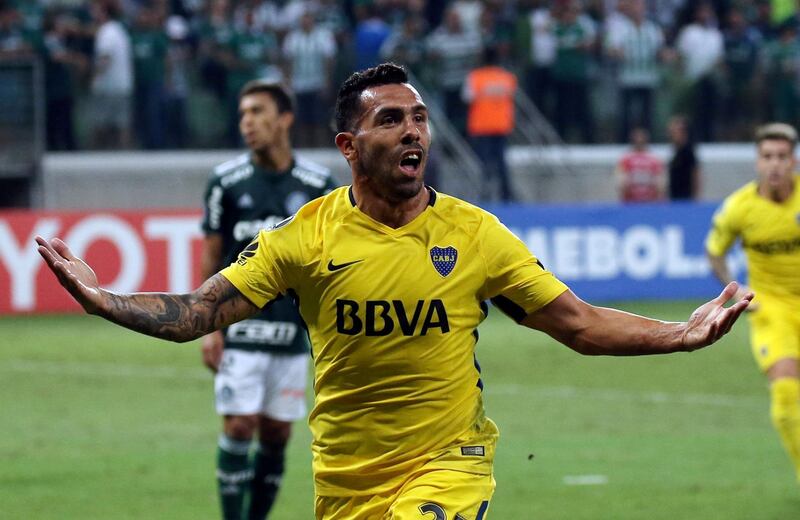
101;274;257;342
36;236;259;343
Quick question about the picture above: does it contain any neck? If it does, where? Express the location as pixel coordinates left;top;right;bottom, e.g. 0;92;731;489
759;177;795;203
251;144;292;172
351;179;430;229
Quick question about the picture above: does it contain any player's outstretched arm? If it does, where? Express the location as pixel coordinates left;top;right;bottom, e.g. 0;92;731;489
707;252;757;310
36;236;260;343
521;282;753;356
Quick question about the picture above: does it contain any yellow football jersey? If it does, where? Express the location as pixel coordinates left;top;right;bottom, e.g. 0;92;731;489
706;175;800;302
221;186;568;496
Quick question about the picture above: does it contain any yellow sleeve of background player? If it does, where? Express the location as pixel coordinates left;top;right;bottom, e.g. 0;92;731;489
479;214;568;320
705;196;741;257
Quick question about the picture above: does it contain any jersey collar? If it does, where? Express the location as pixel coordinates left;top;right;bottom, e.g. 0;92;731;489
347;185;437;207
250;155;295;176
347;186;438;235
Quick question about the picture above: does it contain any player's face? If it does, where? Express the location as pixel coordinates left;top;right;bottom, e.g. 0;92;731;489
239;93;292;153
756;138;796;190
349;83;431;201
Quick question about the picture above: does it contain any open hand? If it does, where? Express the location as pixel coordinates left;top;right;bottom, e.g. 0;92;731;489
681;282;753;350
35;236;105;315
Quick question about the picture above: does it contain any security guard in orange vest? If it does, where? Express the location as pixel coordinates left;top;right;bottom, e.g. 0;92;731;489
462;46;518;201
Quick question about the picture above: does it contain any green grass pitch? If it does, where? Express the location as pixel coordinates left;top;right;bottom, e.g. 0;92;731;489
1;301;798;519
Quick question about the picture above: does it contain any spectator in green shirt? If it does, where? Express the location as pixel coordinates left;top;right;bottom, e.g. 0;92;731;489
130;5;168;149
222;6;280;147
763;21;800;129
196;0;235;103
41;7;87;151
552;0;596;143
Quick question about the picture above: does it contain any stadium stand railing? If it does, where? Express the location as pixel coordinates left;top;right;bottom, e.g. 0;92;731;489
0;57;44;208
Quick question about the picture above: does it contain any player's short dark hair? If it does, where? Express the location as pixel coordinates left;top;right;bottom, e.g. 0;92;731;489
334;63;409;133
239;80;295;114
755;122;798;149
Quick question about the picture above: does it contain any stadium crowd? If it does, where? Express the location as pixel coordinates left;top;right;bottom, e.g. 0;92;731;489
0;0;797;150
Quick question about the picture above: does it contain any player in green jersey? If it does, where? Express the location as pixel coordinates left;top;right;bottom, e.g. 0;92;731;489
200;80;337;519
37;63;752;519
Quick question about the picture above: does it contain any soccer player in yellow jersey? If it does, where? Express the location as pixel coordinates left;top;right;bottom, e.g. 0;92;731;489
706;122;800;485
37;63;752;519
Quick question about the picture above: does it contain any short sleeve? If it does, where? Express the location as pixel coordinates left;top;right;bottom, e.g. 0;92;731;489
220;226;293;308
480;215;568;321
95;26;113;55
201;174;224;234
321;29;336;57
705;197;740;257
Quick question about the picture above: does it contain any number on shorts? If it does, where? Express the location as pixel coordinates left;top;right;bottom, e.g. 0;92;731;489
418;502;474;520
419;503;446;520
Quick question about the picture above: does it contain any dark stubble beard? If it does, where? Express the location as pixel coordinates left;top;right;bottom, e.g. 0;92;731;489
357;151;425;203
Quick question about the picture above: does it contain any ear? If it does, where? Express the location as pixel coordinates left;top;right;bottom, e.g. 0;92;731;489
279;111;295;131
335;132;357;162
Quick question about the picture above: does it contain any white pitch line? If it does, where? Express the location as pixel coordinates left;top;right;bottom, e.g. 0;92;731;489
485;383;765;409
3;359;209;381
563;474;609;486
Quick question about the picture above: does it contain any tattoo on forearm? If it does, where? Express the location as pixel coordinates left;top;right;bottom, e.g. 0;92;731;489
101;275;250;342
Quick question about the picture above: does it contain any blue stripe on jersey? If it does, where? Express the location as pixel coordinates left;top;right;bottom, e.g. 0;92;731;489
474;354;483;391
490;295;526;323
479;300;489;318
474;300;488;388
427;186;437;206
287;288;313;356
476;500;489;520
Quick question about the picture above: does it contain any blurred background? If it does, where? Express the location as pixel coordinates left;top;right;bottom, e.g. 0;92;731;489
0;0;795;207
1;2;797;518
0;0;773;306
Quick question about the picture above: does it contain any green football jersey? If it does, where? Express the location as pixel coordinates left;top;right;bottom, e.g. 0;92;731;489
130;28;168;85
202;154;338;353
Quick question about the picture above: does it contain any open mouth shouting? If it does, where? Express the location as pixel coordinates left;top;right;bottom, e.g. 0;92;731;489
399;149;423;176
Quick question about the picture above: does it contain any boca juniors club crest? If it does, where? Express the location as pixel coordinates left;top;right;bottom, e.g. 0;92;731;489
430;246;458;277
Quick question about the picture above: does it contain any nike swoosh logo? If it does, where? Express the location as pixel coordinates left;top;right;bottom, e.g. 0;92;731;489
327;259;364;272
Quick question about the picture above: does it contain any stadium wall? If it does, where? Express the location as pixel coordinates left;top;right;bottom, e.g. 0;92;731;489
0;204;745;315
508;144;758;202
4;144;760;315
40;144;759;208
484;201;745;302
